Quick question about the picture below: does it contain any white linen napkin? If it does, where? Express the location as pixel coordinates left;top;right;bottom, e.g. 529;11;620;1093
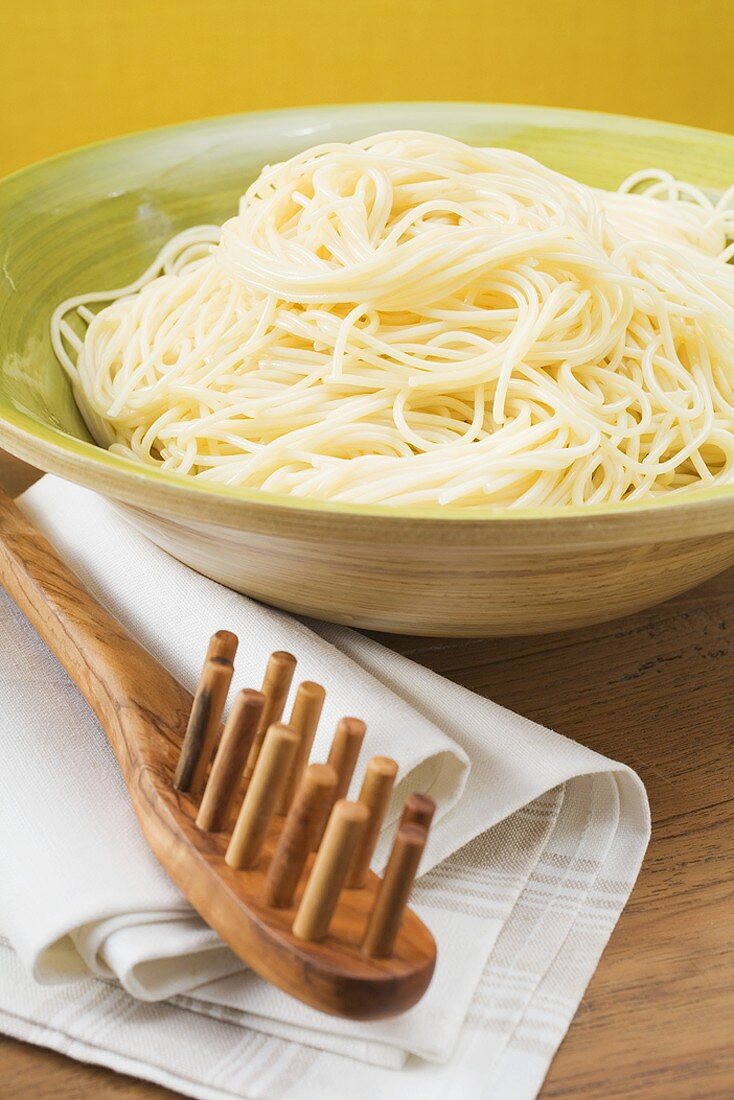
0;475;650;1098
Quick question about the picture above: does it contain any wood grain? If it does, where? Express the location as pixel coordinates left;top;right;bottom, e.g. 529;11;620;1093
2;453;733;1098
326;718;367;803
347;756;398;889
311;716;367;850
277;681;326;814
363;822;427;959
226;723;301;869
113;495;734;636
196;688;265;832
293;800;369;943
173;656;233;796
265;763;338;908
0;472;436;1021
243;651;297;782
400;792;436;832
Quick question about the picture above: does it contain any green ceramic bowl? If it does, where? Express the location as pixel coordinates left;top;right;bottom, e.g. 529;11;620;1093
4;102;734;636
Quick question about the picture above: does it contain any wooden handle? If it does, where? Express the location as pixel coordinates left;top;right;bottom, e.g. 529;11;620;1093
0;486;191;776
0;487;438;1019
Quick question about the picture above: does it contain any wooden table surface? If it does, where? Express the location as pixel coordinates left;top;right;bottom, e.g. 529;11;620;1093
1;450;733;1100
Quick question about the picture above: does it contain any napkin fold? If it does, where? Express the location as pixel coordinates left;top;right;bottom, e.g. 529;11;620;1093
0;476;650;1099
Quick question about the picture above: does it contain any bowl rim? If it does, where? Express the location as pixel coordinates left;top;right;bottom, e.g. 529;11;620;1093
4;99;734;545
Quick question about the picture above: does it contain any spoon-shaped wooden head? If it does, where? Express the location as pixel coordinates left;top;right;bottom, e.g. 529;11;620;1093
0;487;437;1020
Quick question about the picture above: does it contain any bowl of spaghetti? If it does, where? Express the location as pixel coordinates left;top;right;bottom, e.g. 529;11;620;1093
4;102;734;635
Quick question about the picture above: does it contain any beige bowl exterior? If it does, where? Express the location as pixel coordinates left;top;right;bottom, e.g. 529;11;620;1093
4;103;734;635
117;500;734;635
6;397;734;635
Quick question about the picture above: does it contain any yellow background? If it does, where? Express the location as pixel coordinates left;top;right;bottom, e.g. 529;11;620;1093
2;0;734;178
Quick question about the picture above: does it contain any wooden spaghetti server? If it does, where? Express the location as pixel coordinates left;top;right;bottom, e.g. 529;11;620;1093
0;486;436;1019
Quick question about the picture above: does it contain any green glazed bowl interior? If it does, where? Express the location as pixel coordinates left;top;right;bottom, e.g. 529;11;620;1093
4;101;734;531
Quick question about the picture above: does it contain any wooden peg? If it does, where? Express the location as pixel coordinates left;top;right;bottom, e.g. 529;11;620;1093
243;651;297;785
264;763;338;908
399;792;436;832
174;656;233;796
346;756;398;889
277;681;326;815
362;824;427;958
196;689;265;832
328;717;367;800
226;723;300;870
293;799;368;942
205;629;238;663
0;485;438;1020
312;717;366;849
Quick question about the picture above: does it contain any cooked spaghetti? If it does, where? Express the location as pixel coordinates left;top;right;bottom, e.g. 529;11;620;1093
51;131;734;508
